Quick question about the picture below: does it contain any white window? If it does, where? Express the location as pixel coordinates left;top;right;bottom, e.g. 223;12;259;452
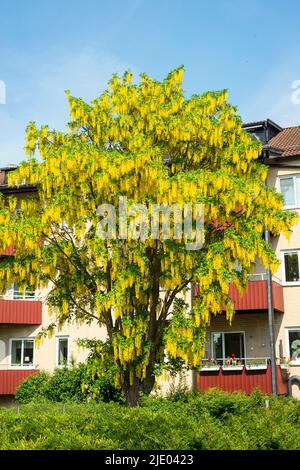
286;329;300;364
56;337;69;367
282;251;300;284
211;331;245;362
279;175;300;209
10;338;34;368
13;284;36;300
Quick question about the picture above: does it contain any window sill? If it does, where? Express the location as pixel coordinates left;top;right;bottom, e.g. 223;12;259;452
12;298;38;301
282;282;300;287
283;207;300;211
8;366;36;370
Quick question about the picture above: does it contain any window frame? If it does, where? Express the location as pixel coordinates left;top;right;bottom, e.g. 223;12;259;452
56;336;70;368
286;328;300;365
12;283;36;300
281;250;300;286
278;174;300;209
210;331;246;363
9;337;35;369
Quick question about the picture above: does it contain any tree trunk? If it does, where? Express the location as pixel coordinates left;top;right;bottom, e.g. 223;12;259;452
140;372;155;395
125;382;140;407
123;364;156;406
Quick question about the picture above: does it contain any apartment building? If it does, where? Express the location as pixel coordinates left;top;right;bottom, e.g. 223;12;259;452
1;119;300;400
198;120;300;398
0;167;108;399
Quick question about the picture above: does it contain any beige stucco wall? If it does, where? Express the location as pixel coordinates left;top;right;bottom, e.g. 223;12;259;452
291;381;300;398
155;369;194;396
0;314;107;372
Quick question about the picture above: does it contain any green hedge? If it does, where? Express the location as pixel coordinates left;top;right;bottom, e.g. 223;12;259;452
15;365;124;404
1;389;300;449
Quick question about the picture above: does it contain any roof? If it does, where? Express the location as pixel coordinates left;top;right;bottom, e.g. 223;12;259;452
268;125;300;157
242;119;283;132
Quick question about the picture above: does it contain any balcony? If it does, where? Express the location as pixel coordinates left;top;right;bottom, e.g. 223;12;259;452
198;359;288;395
228;274;284;313
0;367;39;395
193;274;284;313
0;288;42;325
0;245;15;256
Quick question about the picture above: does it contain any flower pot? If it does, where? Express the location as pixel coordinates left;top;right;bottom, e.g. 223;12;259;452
201;366;220;372
245;365;267;371
222;365;244;372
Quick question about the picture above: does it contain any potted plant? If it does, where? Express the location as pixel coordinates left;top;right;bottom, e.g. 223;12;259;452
222;354;244;371
201;357;220;371
279;356;291;369
245;357;268;370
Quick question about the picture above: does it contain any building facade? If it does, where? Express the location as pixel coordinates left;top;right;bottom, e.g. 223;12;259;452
1;120;300;399
198;120;300;398
0;166;110;398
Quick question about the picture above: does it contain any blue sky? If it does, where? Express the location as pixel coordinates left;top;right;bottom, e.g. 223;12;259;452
1;0;300;166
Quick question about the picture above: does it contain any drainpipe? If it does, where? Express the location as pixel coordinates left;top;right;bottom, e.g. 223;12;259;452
191;283;198;392
264;225;277;396
263;124;277;395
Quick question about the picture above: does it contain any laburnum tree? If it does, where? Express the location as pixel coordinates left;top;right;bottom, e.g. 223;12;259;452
0;67;296;405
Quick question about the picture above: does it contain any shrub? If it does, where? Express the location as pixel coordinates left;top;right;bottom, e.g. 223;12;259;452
15;372;50;404
1;392;300;450
15;364;124;404
43;366;85;402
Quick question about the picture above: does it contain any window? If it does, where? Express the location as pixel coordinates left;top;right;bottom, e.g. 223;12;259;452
56;337;69;367
287;329;300;363
10;338;34;367
283;251;300;283
279;175;300;209
211;332;245;362
13;284;35;300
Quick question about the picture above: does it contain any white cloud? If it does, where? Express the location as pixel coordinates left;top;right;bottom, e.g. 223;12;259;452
240;52;300;127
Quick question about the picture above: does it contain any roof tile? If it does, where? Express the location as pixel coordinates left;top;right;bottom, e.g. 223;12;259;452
268;126;300;157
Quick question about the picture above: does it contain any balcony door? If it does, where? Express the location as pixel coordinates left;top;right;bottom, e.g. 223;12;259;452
212;332;245;362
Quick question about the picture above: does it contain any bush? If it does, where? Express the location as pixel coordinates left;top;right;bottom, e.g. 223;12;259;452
1;391;300;449
15;372;50;404
43;367;85;402
15;364;124;404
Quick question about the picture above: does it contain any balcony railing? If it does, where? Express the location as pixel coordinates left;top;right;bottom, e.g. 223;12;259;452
228;277;284;313
198;358;288;395
0;365;39;395
0;245;15;256
194;274;284;313
0;290;42;324
201;357;269;370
